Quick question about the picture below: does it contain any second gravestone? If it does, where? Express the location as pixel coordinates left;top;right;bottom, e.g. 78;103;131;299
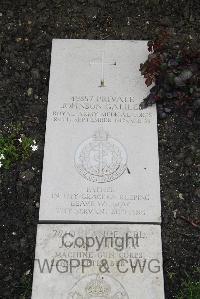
39;40;161;223
32;224;165;298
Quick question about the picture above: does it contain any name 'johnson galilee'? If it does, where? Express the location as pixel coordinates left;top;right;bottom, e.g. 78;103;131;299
60;96;141;111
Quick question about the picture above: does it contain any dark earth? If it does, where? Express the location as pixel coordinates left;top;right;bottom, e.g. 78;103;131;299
0;1;200;298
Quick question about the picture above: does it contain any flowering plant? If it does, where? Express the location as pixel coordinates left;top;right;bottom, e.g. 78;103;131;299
0;123;38;169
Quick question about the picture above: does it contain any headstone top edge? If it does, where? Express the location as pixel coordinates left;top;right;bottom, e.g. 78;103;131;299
52;38;148;44
36;223;162;230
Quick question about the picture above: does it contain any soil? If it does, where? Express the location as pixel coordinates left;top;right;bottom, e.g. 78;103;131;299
0;1;200;298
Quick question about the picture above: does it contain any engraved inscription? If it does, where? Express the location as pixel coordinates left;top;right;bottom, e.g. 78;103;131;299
68;274;129;299
74;128;127;183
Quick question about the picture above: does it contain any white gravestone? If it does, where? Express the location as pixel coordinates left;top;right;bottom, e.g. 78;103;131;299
39;40;161;222
32;224;165;299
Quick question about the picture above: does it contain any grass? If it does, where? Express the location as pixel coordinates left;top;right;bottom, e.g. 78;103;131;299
176;270;200;299
0;122;38;169
18;271;32;299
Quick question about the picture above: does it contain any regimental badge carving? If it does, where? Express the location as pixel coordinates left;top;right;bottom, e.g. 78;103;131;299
74;128;127;183
67;274;129;299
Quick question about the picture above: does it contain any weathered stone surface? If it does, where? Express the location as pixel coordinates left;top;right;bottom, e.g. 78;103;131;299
32;224;165;299
39;40;161;222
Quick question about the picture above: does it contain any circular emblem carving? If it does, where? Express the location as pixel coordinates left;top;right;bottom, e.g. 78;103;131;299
74;129;127;183
67;274;129;299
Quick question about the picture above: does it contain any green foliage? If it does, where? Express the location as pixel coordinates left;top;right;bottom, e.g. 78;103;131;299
19;271;32;299
0;123;38;169
176;280;200;299
176;268;200;299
